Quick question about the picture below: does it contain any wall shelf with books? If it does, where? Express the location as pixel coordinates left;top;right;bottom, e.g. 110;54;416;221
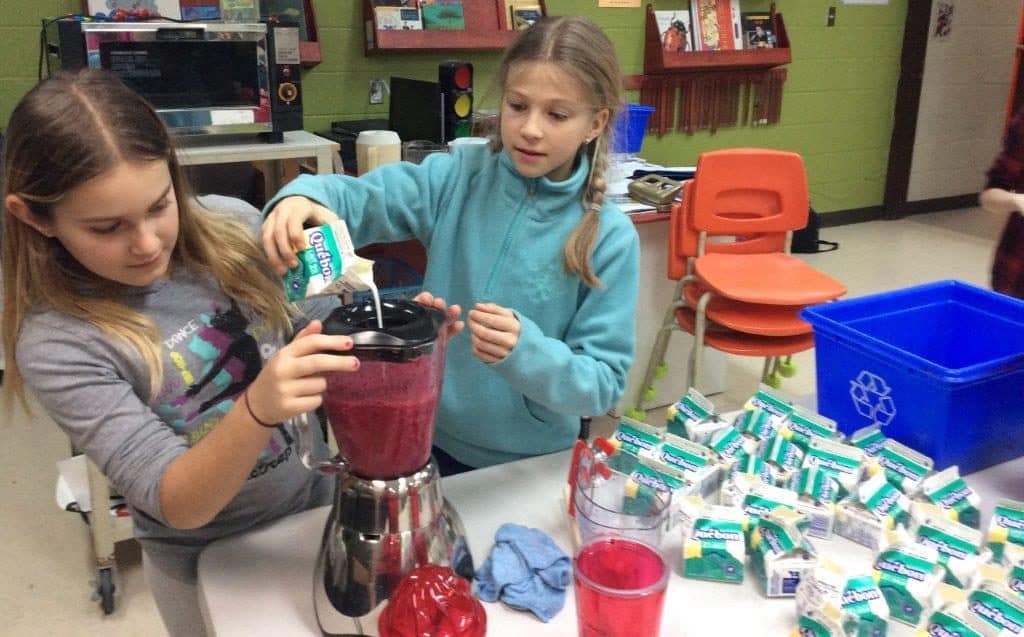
364;1;546;55
643;3;790;73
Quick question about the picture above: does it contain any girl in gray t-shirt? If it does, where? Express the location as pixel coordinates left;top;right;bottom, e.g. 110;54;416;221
1;70;358;636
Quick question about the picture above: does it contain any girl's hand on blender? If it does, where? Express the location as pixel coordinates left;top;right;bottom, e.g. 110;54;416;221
262;196;339;275
244;320;358;426
467;303;521;364
413;291;465;339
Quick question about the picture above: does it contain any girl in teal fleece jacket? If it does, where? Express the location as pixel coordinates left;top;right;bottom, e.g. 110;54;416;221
263;16;640;471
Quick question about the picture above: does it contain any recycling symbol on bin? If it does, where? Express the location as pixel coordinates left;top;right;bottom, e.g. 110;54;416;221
849;370;896;427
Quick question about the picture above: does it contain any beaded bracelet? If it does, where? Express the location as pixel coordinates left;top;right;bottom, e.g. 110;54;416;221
243;387;277;428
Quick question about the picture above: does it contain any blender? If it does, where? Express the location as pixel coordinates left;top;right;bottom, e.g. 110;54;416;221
295;298;473;635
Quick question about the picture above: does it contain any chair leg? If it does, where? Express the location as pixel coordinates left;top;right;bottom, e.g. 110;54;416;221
689;291;712;393
632;281;687;412
634;322;677;411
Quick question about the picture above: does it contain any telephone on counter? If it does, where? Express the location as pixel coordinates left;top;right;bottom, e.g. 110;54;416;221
627;174;684;212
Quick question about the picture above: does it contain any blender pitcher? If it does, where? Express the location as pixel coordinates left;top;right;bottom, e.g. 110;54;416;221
320;298;447;478
293;298;473;631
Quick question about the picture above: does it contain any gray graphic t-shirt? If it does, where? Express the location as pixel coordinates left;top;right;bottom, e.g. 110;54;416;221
16;196;332;544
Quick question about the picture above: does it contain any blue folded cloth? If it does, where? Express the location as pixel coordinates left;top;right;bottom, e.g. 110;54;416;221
474;522;571;622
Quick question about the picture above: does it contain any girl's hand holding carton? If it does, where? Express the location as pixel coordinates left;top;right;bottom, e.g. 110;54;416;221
262;195;342;274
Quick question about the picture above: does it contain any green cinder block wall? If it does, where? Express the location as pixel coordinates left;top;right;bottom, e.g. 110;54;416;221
0;0;907;215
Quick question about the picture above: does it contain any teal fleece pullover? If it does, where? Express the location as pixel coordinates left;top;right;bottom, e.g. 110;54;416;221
266;146;640;467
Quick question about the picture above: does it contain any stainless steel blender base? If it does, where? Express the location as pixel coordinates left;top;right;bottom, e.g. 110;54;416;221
313;459;473;635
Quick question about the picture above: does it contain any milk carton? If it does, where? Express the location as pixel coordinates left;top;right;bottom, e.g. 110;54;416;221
781;406;841;451
804;437;866;498
909;503;987;589
750;506;817;597
872;541;945;626
915;596;993;637
682;504;748;584
873;439;934;496
282;220;376;301
848;424;887;457
790;466;841;539
965;581;1024;635
836;472;911;550
989;499;1024;564
665;388;725;443
919;466;982;530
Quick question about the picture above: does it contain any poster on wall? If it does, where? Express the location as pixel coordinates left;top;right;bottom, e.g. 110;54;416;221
84;0;182;19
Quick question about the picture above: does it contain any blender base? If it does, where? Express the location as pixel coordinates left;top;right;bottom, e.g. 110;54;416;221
312;459;473;636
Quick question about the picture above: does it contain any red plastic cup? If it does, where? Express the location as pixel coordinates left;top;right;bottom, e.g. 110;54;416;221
573;536;669;637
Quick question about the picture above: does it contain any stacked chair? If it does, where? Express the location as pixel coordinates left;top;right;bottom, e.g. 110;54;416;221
627;148;846;419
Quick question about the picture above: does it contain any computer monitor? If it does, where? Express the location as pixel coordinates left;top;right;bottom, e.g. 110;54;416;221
388;76;443;144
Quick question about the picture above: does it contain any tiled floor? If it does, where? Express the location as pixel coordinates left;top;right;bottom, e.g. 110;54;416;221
0;206;1005;635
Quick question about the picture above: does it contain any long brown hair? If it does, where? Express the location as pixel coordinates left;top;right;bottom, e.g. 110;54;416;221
1;69;292;404
492;16;622;287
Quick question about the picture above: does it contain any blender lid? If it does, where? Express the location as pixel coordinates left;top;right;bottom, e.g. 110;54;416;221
322;298;445;349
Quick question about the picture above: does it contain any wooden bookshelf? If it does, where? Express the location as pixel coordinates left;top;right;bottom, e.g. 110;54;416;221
643;3;791;74
364;0;546;55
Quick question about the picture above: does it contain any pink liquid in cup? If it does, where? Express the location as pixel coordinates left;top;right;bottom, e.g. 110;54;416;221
574;537;668;637
321;341;444;479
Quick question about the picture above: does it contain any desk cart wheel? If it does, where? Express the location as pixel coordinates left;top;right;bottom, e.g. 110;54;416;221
654;362;668;380
643;386;657;402
91;566;116;615
777;356;797;378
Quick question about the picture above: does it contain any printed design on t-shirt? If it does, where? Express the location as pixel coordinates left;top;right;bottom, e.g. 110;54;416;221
156;300;287;467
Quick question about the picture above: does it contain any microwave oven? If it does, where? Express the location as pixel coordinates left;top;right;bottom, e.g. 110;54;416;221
50;20;302;142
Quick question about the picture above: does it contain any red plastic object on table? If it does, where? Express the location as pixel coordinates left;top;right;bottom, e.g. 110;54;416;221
378;564;486;637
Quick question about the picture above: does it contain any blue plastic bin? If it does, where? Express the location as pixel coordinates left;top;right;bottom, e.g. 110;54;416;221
353;256;424;303
612;103;655;154
801;280;1024;475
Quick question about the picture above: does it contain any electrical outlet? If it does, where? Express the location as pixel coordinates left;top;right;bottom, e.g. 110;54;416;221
369;79;385;105
827;6;836;27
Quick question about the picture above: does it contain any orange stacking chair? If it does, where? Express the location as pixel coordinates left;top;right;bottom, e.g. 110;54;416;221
627;148;846;418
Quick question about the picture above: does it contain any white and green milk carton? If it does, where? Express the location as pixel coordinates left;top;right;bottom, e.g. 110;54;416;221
781;406;841;452
872;541;945;627
682;504;748;584
750;506;817;597
842;575;890;637
642;433;721;501
665;388;726;443
836;472;911;551
874;439;934;496
282;220;376;301
790;465;841;539
965;581;1024;635
919;466;982;530
989;499;1024;564
605;418;663;475
804;436;866;498
914;596;993;637
909;502;987;589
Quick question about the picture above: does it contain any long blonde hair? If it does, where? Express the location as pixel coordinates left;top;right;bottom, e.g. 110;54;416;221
1;70;292;405
493;16;623;287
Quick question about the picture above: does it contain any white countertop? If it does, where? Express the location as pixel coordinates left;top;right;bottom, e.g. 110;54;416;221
197;447;1024;636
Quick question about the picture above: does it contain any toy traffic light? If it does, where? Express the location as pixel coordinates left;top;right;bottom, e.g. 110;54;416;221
438;61;473;142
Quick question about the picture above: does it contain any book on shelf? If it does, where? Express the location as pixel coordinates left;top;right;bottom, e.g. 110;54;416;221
740;11;776;49
420;0;465;31
505;2;544;31
690;0;742;52
654;10;693;53
375;5;423;30
180;0;221;20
